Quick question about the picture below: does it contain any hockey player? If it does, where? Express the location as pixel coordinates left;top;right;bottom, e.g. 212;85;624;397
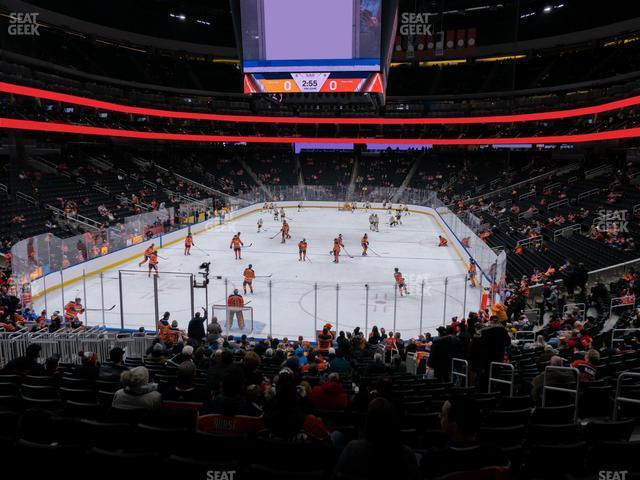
298;202;303;212
226;289;245;330
184;234;194;255
148;251;159;277
262;202;268;212
274;209;279;221
468;259;478;288
361;233;369;256
438;235;448;247
279;207;286;220
298;238;308;261
243;264;255;294
281;221;291;243
64;297;85;328
373;213;380;232
351;202;357;213
390;215;399;227
365;201;371;211
332;238;341;263
394;268;409;296
369;214;375;231
139;244;155;267
257;218;263;233
230;234;244;260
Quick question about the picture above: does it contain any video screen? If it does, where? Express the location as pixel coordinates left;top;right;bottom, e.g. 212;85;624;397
240;0;382;73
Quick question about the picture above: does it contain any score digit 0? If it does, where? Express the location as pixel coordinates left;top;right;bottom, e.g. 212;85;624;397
284;80;292;91
329;80;337;91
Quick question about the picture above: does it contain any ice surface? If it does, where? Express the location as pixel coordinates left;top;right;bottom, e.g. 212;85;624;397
34;207;481;340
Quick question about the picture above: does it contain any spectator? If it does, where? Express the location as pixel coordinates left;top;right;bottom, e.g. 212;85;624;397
571;349;599;382
112;366;162;410
203;370;257;415
188;308;207;343
264;370;333;442
420;397;509;478
99;346;128;381
163;361;208;402
206;349;244;394
333;397;418;479
309;372;348;411
531;355;575;405
428;326;463;380
328;348;351;375
1;343;44;375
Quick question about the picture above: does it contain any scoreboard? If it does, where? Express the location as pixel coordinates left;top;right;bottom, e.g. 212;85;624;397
236;0;386;95
243;72;384;94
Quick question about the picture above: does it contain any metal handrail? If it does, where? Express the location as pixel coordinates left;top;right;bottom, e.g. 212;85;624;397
451;357;469;388
613;371;640;420
489;361;515;396
541;366;580;423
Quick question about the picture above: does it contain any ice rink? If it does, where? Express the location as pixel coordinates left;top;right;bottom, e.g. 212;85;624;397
33;206;481;340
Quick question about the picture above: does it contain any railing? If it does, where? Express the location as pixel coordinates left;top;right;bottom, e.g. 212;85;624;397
547;198;568;212
585;164;613;180
542;182;561;192
516;235;543;249
451;358;469;388
488;361;515;396
610;328;640;349
553;224;581;241
143;179;157;190
609;295;636;320
542;366;580;423
16;191;37;205
92;183;109;194
613;372;640;420
577;188;601;201
518;209;538;221
518;190;536;201
0;327;159;369
45;204;101;231
514;331;536;344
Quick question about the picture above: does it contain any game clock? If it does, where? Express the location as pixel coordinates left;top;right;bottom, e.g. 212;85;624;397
244;72;384;94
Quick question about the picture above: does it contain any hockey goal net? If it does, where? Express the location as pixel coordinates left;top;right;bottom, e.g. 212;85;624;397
211;304;254;334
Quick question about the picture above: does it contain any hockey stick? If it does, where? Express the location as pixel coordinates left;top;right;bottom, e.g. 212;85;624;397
86;305;116;312
157;255;169;260
367;247;383;257
341;246;354;259
255;274;272;278
243;243;253;248
269;232;280;240
193;244;210;257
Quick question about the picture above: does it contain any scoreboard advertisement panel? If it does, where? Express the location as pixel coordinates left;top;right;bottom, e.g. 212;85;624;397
243;72;384;94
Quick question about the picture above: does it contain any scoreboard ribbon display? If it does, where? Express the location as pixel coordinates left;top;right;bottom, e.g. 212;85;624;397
244;72;384;94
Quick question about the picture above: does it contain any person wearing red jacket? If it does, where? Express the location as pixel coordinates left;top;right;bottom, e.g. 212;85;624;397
308;372;348;410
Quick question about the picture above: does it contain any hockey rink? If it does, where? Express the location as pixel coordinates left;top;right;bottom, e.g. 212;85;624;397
32;206;482;340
